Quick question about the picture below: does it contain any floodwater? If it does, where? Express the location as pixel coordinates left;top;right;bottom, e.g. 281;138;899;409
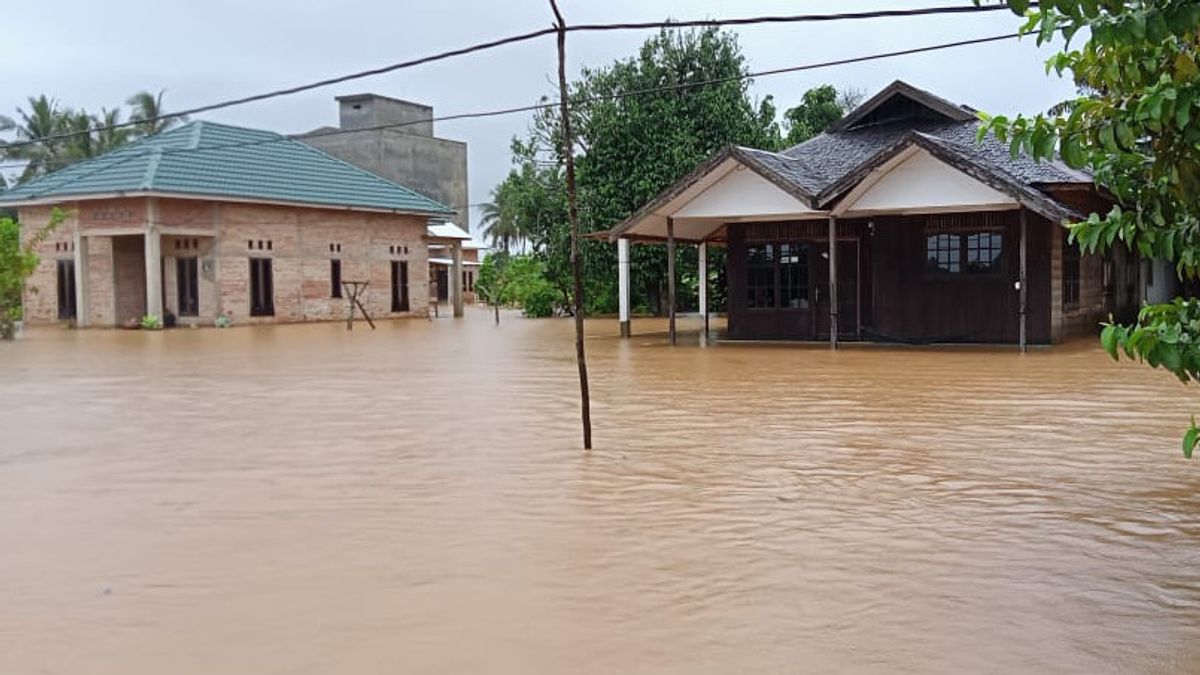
2;309;1200;674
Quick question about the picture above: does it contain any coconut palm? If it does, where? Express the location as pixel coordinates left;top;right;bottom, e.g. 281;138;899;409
3;95;69;183
127;89;187;138
480;198;521;253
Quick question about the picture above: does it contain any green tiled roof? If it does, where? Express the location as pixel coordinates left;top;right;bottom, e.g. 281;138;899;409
0;121;454;215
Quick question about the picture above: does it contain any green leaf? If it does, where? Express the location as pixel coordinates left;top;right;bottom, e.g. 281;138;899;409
1184;424;1199;459
1099;124;1119;152
1009;0;1030;15
1101;324;1120;359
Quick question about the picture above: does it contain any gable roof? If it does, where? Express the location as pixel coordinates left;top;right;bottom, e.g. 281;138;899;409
829;80;976;132
0;121;454;215
604;145;822;241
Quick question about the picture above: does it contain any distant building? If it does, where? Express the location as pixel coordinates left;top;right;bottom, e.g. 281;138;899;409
299;94;470;230
0;121;474;327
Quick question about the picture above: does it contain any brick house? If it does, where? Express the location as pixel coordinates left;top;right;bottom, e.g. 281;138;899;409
0;121;471;327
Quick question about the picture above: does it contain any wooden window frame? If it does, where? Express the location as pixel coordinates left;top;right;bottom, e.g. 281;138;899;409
1062;230;1081;311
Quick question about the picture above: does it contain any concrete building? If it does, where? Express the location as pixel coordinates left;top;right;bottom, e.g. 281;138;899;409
1;121;472;327
299;94;470;230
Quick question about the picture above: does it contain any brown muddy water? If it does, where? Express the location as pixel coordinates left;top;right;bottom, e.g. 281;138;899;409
2;308;1200;674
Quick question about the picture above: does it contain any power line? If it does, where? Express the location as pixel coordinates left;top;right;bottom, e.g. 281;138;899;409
0;31;1022;181
0;4;1027;151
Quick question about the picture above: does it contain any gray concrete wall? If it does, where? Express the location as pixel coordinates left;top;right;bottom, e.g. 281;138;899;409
301;95;469;230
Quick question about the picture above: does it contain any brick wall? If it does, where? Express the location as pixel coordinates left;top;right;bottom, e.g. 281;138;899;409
20;197;432;327
1049;223;1108;342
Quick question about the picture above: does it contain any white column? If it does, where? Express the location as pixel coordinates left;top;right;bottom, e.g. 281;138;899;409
698;241;708;336
144;199;163;320
73;231;89;327
618;237;631;338
451;241;464;318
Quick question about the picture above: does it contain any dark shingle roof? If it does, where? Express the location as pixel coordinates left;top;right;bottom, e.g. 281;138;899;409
0;121;454;215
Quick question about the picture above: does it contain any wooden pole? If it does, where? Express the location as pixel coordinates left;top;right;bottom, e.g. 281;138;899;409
1019;206;1028;353
698;241;708;338
551;0;592;450
667;217;676;346
829;215;838;350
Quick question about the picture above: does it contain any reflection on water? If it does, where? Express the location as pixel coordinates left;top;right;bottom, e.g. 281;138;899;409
2;309;1199;674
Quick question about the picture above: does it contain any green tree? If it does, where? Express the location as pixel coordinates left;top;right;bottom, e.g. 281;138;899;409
494;27;781;315
0;210;64;340
126;89;188;138
782;84;859;145
978;0;1200;455
1;90;182;183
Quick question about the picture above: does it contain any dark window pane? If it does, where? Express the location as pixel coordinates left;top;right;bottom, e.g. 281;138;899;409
1063;229;1081;309
330;259;342;298
965;232;1003;273
926;233;961;274
249;258;274;317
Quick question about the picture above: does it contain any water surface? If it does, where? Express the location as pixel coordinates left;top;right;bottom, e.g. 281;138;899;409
2;310;1199;673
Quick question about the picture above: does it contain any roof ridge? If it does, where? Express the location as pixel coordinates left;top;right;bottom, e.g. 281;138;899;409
139;146;164;190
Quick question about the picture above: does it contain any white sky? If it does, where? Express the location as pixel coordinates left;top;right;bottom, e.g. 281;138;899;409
0;1;1076;228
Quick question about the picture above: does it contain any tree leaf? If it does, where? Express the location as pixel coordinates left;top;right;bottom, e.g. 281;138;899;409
1184;424;1199;459
1101;324;1120;359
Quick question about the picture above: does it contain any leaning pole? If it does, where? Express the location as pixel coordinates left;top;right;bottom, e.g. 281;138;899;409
551;0;593;450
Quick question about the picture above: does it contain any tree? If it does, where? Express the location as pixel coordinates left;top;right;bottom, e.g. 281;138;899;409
497;27;782;315
783;84;852;145
126;89;187;138
0;210;64;340
977;0;1200;455
1;89;183;183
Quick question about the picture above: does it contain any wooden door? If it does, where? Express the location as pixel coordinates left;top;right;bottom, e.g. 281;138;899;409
813;240;859;338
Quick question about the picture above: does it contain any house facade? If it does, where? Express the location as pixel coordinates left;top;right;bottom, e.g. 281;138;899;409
2;121;467;328
602;81;1134;346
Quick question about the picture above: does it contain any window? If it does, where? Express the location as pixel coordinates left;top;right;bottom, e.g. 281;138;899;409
249;258;274;316
56;259;76;321
330;259;343;298
746;242;809;309
779;243;809;309
176;257;199;317
747;244;776;309
926;234;961;273
965;232;1003;273
926;231;1003;275
1063;229;1081;310
391;260;409;312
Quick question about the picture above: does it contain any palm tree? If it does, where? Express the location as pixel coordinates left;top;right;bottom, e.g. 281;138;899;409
480;198;520;253
94;108;132;154
4;95;68;183
126;89;187;138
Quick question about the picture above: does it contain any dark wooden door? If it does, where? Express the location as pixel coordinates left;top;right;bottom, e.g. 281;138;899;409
813;240;859;338
176;257;199;316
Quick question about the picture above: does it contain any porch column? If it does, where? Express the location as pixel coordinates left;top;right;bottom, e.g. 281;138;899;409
698;240;709;337
1019;207;1028;352
73;231;90;327
144;199;163;320
618;237;631;337
667;217;676;345
828;215;838;350
452;241;464;318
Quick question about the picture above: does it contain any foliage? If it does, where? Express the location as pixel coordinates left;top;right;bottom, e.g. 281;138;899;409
139;314;163;330
489;27;791;316
476;252;564;317
977;0;1200;455
782;85;862;146
0;90;184;184
0;209;65;340
127;89;188;138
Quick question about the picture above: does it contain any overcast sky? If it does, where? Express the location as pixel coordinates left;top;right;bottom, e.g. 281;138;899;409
0;1;1075;229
